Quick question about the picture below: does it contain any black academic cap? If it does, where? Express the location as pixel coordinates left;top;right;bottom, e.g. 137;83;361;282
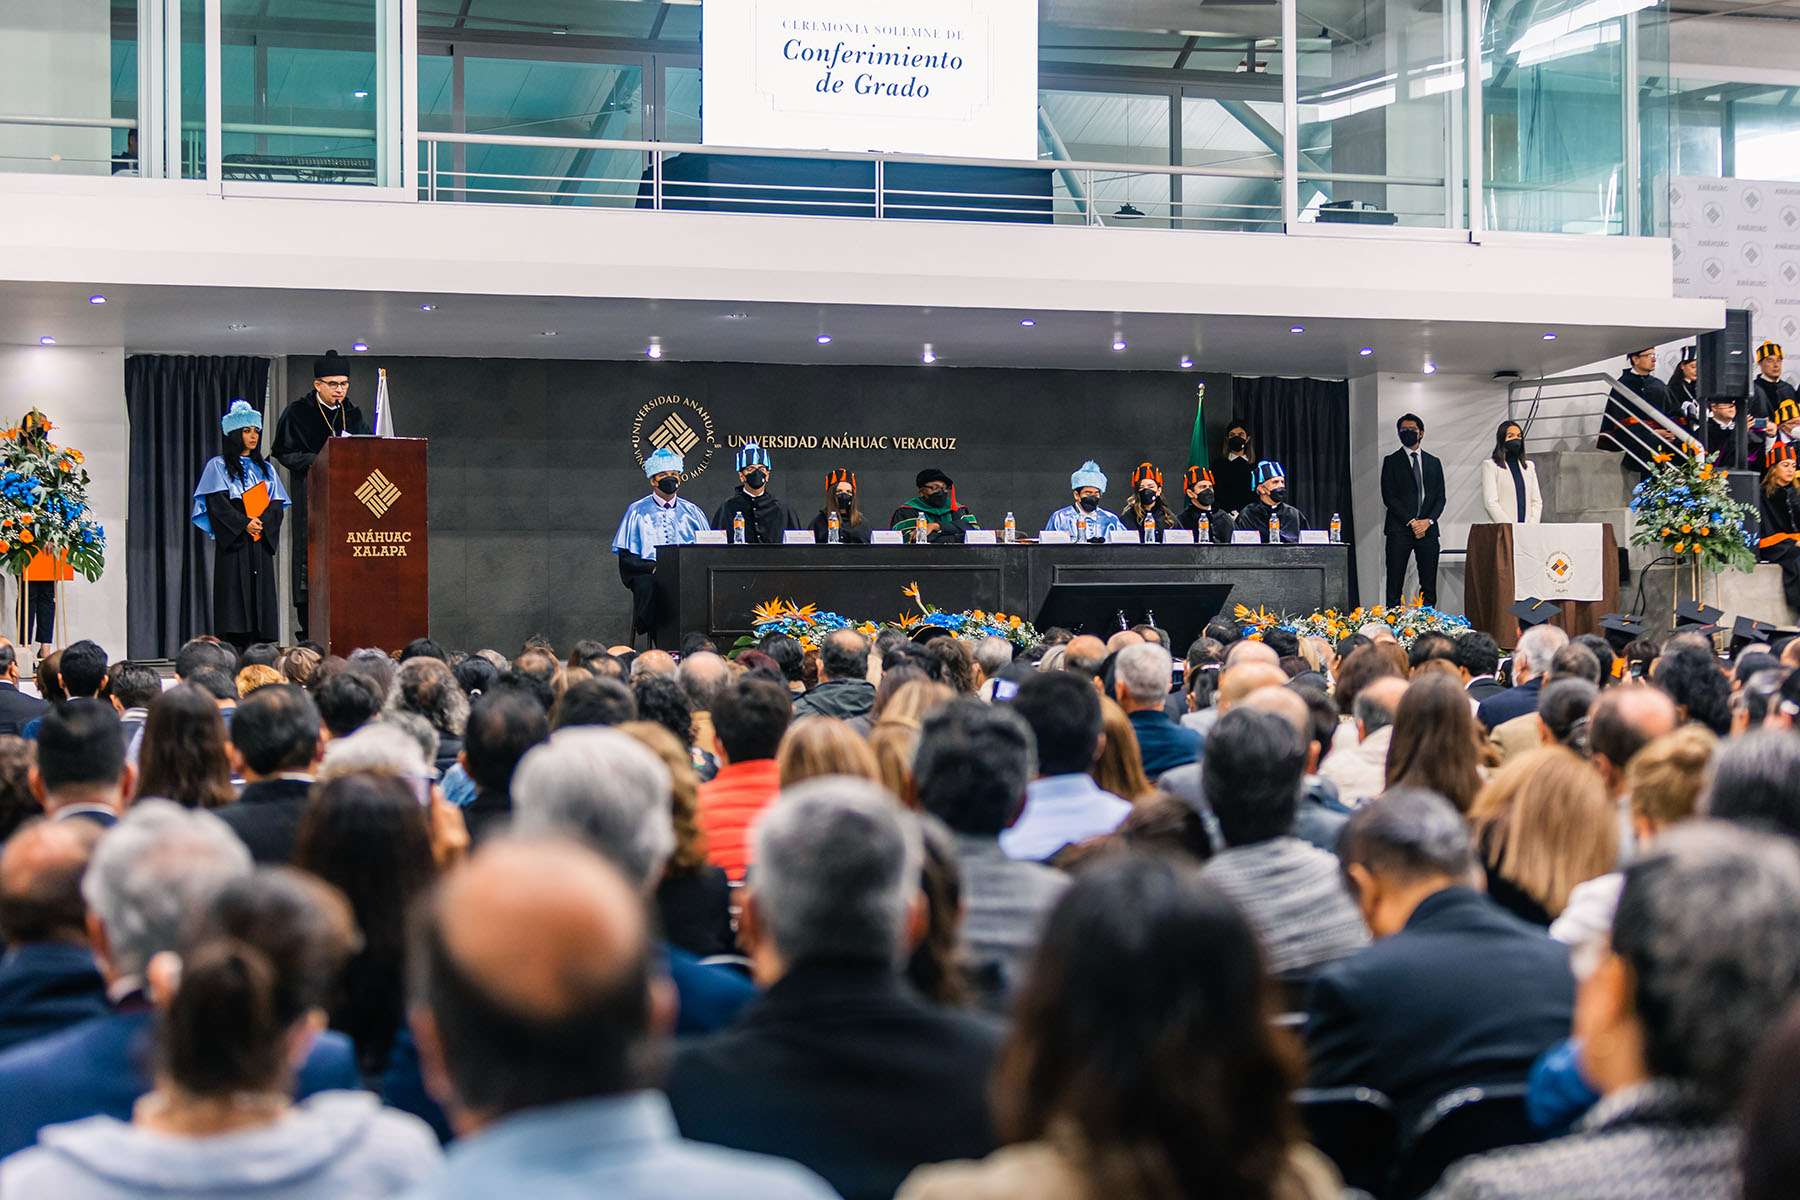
1679;346;1698;365
915;468;953;489
313;349;351;379
1673;599;1725;636
1598;611;1649;650
1731;615;1779;648
1510;598;1559;628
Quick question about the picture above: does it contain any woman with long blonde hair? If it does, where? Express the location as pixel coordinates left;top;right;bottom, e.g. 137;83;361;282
1469;746;1617;925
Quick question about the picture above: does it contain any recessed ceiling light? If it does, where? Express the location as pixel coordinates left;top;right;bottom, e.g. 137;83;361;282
1020;318;1035;327
227;323;249;332
922;343;937;365
647;339;663;359
420;304;436;312
1179;356;1194;369
353;90;368;99
1290;326;1305;334
722;312;749;320
1423;362;1437;374
540;331;557;337
88;295;105;305
1359;347;1373;356
1112;339;1127;352
816;334;832;345
352;341;369;352
38;337;54;346
1543;332;1557;340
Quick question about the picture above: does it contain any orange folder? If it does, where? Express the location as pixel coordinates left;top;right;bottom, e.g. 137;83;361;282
242;481;270;541
23;551;71;582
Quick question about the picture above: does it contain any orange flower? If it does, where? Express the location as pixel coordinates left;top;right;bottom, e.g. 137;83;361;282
1699;527;1711;536
1681;524;1692;533
57;462;70;473
1674;541;1686;553
20;531;34;545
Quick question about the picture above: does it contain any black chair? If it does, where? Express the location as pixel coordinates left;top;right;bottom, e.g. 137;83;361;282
1389;1082;1542;1199
1295;1086;1397;1198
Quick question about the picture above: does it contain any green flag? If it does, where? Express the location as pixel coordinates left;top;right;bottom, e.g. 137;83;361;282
1187;381;1208;472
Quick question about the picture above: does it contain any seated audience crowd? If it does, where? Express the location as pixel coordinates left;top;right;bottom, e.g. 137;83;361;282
1;619;1800;1199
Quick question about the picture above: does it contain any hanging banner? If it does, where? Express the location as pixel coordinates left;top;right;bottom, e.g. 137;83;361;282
1513;522;1606;602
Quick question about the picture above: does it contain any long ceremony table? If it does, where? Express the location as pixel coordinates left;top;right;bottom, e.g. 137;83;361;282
653;543;1352;647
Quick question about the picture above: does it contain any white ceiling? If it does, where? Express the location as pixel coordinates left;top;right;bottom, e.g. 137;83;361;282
2;280;1705;378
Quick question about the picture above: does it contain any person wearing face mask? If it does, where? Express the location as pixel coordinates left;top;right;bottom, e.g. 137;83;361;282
1768;397;1800;459
193;401;291;648
893;468;979;543
1759;444;1800;611
1704;395;1750;466
1211;422;1257;512
1176;467;1233;543
1481;420;1543;524
1046;461;1124;542
1234;461;1306;544
612;446;710;645
711;442;800;544
808;468;868;543
1380;413;1446;608
1665;346;1702;430
1119;463;1179;539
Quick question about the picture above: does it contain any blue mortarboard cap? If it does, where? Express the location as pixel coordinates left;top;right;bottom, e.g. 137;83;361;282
1251;459;1286;487
736;442;772;472
644;446;683;478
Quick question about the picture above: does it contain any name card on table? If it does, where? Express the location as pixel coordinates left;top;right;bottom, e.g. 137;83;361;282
1299;530;1330;545
1038;530;1072;544
871;530;904;545
964;529;997;544
783;530;817;545
1106;530;1142;544
1231;530;1262;545
1162;529;1196;545
694;530;728;545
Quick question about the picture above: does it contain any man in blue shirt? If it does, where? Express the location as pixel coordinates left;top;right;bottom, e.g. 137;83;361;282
1044;460;1124;542
1114;641;1201;779
401;839;834;1200
1001;671;1132;861
613;447;710;647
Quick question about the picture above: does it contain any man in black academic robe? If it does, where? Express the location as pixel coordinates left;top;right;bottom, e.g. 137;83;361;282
1235;461;1307;544
1753;341;1795;452
1176;467;1233;543
271;350;368;638
1704;397;1752;468
1601;348;1674;463
1380;413;1446;608
1666;346;1701;430
891;469;978;543
711;442;800;544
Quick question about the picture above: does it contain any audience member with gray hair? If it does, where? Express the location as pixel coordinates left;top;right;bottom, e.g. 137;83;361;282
1303;788;1575;1125
913;699;1064;1005
1112;641;1200;778
1477;623;1570;732
1319;674;1408;807
509;726;753;1036
345;647;397;702
972;636;1013;698
0;802;361;1158
667;777;1005;1200
1436;822;1800;1200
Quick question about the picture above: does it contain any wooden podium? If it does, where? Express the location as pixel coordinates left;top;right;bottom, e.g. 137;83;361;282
308;437;429;655
1466;523;1618;647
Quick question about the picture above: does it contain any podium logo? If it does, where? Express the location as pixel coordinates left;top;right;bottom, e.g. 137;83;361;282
355;469;402;518
1548;551;1573;583
631;395;716;481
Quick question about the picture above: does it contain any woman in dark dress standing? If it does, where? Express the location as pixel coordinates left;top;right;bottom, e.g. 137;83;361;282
191;400;289;648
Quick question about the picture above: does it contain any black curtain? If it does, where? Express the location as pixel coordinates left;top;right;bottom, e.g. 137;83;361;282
1231;376;1361;608
126;355;270;658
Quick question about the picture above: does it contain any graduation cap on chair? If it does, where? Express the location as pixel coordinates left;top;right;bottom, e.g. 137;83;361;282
1598;611;1649;652
1673;600;1725;637
1730;615;1782;654
1510;597;1559;628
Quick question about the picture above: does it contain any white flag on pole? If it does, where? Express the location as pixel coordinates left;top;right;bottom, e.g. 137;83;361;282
373;368;396;437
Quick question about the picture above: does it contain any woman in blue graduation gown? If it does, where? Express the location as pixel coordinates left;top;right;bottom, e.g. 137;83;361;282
192;400;290;647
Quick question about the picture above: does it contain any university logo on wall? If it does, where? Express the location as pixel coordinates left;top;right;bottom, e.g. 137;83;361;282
631;394;717;482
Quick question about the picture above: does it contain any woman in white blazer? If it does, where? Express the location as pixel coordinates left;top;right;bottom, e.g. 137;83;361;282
1481;419;1542;523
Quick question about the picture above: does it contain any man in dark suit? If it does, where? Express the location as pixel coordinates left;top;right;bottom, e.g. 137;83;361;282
1381;412;1446;608
458;687;548;845
0;642;47;737
0;819;108;1053
1455;631;1506;704
667;778;1003;1200
0;801;358;1157
30;701;131;830
215;684;322;864
1475;624;1568;731
1303;790;1574;1124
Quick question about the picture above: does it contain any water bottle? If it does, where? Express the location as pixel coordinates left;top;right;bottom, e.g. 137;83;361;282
1268;512;1280;544
1198;512;1210;542
1003;511;1016;544
914;513;927;542
827;509;841;544
1076;515;1088;543
1330;512;1342;543
733;513;746;544
1142;514;1155;544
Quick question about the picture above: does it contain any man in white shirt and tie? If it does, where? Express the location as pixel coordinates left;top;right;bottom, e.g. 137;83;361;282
1380;413;1446;609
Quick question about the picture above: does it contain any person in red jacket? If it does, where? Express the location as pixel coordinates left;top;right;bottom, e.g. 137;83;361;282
697;678;793;881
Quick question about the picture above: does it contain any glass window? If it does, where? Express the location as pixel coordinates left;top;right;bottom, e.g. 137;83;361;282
0;0;118;174
217;0;379;184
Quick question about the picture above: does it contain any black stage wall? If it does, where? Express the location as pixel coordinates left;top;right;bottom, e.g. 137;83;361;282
281;357;1235;651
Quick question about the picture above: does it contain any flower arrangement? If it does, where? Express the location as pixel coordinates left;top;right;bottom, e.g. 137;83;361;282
1233;601;1471;647
0;412;105;581
744;583;1043;654
1628;442;1758;573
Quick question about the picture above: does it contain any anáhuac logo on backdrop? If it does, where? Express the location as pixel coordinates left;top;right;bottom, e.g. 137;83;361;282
632;395;717;482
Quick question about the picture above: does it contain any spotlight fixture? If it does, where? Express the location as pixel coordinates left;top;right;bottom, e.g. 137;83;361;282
352;341;369;352
922;343;937;365
1359;347;1373;356
1020;318;1035;327
816;334;832;345
38;337;54;346
1179;356;1194;369
1542;332;1557;341
88;295;105;305
1423;362;1437;375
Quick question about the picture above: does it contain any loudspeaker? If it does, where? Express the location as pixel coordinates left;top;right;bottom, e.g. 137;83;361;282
1700;308;1751;400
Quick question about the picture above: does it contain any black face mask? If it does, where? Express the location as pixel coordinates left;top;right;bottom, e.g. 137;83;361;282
655;477;680;496
1194;489;1215;507
1137;487;1158;506
1267;488;1288;506
921;488;948;506
1227;436;1247;452
1504;438;1524;461
744;469;767;490
835;491;855;508
1399;428;1421;448
1078;495;1100;512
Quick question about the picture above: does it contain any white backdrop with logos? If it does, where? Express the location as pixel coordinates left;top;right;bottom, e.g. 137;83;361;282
1667;174;1800;352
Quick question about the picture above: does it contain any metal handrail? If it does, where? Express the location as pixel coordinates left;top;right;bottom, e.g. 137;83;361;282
1508;372;1702;474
